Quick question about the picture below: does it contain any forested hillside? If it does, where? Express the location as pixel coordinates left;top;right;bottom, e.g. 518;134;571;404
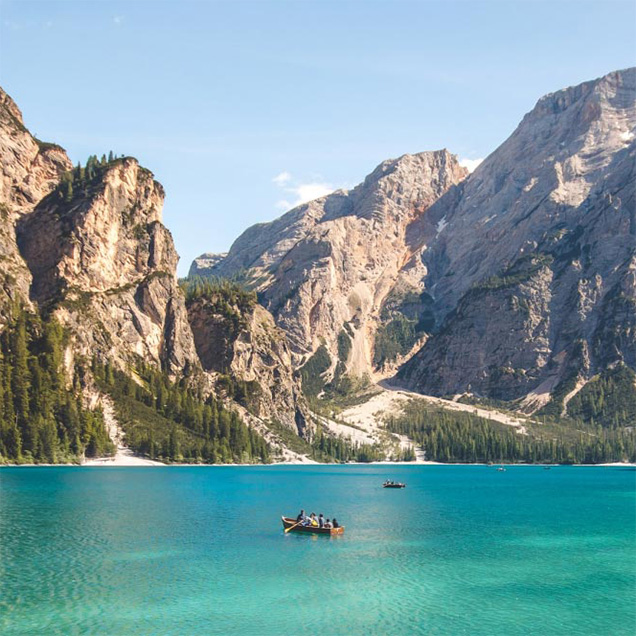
0;305;113;463
386;400;636;464
2;71;635;466
93;359;270;464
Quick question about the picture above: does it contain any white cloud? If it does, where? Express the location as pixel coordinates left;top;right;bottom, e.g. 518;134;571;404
459;157;484;173
294;182;334;203
272;171;338;211
113;16;124;25
272;171;292;185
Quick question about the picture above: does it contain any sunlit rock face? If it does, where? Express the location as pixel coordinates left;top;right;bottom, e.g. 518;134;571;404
16;157;198;374
399;68;636;402
195;69;635;409
0;87;72;319
204;150;468;379
189;253;227;278
0;86;198;374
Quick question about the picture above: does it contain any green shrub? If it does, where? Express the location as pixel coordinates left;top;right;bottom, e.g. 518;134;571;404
337;330;352;363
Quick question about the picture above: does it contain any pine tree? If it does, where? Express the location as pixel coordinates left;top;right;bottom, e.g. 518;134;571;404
0;309;112;463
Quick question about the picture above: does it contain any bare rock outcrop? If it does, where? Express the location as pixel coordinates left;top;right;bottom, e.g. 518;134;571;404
207;150;467;379
189;252;227;277
399;68;636;404
0;88;71;318
186;288;309;435
16;158;198;374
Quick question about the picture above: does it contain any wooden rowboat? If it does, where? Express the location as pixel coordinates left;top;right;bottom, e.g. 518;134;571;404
383;482;406;488
281;516;345;535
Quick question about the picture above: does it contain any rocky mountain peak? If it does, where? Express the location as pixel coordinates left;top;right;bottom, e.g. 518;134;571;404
199;150;467;381
466;68;635;203
364;149;465;189
0;87;201;376
189;252;228;278
0;87;73;318
0;87;26;128
351;150;468;228
399;68;636;404
190;68;634;416
18;157;171;301
0;88;72;216
529;67;634;125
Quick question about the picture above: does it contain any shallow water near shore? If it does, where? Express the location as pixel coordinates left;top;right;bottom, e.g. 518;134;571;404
1;465;634;635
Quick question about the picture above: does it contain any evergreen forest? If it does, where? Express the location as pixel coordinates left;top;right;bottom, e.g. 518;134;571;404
93;359;270;464
0;306;113;464
385;400;636;464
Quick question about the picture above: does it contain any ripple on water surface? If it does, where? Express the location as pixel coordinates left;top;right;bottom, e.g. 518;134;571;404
0;465;634;636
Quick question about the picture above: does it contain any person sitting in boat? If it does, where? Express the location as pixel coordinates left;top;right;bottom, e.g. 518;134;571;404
332;518;339;528
296;509;307;523
318;513;325;528
324;519;332;528
309;513;319;527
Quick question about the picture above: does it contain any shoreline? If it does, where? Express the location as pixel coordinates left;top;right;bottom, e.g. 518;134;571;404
2;460;634;468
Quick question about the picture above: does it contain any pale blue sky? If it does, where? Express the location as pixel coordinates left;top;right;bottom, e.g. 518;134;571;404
1;0;634;275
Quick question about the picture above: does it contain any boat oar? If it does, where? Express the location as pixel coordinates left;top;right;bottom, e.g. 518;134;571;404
284;520;303;533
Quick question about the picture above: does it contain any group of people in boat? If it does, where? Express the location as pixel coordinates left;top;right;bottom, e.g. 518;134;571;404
296;509;339;529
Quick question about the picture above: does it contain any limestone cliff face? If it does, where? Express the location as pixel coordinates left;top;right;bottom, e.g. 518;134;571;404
193;68;634;411
0;88;71;318
0;80;312;462
206;150;467;378
0;85;307;447
0;85;200;384
189;252;227;277
16;158;198;373
0;88;71;216
399;68;636;404
186;290;308;434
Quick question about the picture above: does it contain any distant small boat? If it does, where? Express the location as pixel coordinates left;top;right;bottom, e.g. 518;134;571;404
497;466;506;472
281;516;344;535
543;466;552;470
383;481;406;488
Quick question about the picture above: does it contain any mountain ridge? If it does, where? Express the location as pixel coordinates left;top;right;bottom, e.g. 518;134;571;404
398;67;635;407
0;68;634;466
194;67;636;420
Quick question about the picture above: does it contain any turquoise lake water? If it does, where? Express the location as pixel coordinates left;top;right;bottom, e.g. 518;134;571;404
0;465;634;635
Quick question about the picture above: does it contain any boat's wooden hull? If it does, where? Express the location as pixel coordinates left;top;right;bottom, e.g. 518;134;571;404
282;516;344;535
383;483;406;488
